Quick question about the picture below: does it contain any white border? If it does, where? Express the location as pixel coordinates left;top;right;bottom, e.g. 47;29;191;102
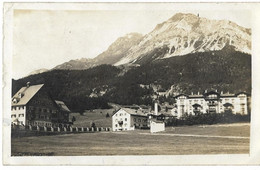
2;2;260;165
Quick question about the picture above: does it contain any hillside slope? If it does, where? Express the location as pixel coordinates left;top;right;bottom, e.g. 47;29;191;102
13;48;251;110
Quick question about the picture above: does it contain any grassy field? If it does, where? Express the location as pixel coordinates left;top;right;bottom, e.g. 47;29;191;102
11;123;250;156
69;109;114;127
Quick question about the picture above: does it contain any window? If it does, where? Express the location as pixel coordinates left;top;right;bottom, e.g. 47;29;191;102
19;114;24;117
134;118;136;122
125;118;127;121
115;124;118;127
11;114;16;118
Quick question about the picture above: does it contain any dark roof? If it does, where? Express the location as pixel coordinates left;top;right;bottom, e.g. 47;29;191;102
12;84;44;106
113;108;148;117
175;94;188;98
55;100;71;112
158;113;174;117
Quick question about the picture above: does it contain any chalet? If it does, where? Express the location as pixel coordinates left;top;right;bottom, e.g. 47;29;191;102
112;108;148;131
54;100;71;125
175;90;250;118
11;82;70;127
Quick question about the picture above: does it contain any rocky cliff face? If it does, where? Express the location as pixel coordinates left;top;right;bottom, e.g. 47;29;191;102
114;13;251;66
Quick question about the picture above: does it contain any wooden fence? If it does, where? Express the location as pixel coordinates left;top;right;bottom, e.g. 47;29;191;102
11;125;111;137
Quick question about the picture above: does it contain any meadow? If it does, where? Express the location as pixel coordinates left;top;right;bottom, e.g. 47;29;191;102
11;123;250;156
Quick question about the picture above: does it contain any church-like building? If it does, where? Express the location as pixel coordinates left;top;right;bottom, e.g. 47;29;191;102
174;90;250;118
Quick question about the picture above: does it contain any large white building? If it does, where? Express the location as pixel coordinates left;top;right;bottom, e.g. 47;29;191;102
175;90;249;118
112;108;148;131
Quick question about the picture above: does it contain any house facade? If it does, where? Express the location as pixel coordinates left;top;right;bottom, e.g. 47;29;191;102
11;82;70;127
112;108;148;131
175;90;249;118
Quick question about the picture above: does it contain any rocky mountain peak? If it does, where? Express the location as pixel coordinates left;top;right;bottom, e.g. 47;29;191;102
114;13;251;66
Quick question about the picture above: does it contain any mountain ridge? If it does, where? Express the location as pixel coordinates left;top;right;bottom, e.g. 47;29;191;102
114;13;251;66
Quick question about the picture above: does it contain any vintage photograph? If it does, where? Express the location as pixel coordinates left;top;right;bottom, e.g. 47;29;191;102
3;2;260;165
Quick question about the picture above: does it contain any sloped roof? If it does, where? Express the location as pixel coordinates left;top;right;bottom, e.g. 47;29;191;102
55;100;71;112
114;108;148;117
12;84;44;106
188;94;204;98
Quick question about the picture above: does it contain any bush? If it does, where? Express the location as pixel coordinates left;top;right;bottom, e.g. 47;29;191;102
174;112;250;126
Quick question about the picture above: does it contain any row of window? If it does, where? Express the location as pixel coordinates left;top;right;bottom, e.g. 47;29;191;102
11;114;24;118
11;106;24;111
115;118;127;122
28;106;56;113
115;123;127;127
114;113;127;117
133;118;147;123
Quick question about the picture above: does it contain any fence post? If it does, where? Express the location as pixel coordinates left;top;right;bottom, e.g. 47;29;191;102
37;126;40;131
81;127;84;132
44;126;47;132
70;127;73;132
57;127;60;132
64;127;67;132
51;127;54;132
75;127;78;132
91;127;94;132
29;125;32;131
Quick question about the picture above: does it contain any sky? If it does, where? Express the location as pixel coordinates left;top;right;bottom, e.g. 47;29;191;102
13;9;251;79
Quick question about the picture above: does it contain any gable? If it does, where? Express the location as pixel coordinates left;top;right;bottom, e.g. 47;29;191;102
12;84;44;106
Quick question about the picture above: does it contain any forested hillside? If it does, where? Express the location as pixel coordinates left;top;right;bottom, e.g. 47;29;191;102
12;48;251;112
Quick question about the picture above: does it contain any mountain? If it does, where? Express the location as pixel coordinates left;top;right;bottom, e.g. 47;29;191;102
12;13;251;111
27;68;48;76
12;48;251;111
53;33;143;70
114;13;251;66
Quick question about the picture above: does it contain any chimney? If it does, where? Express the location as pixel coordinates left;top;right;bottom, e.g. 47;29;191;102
27;82;30;88
154;102;158;116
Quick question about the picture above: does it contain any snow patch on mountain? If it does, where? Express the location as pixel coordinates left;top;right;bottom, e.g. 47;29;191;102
114;13;251;66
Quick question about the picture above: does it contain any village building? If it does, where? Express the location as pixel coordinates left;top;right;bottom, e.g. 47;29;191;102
11;82;70;127
54;100;71;125
112;108;148;131
175;90;250;118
